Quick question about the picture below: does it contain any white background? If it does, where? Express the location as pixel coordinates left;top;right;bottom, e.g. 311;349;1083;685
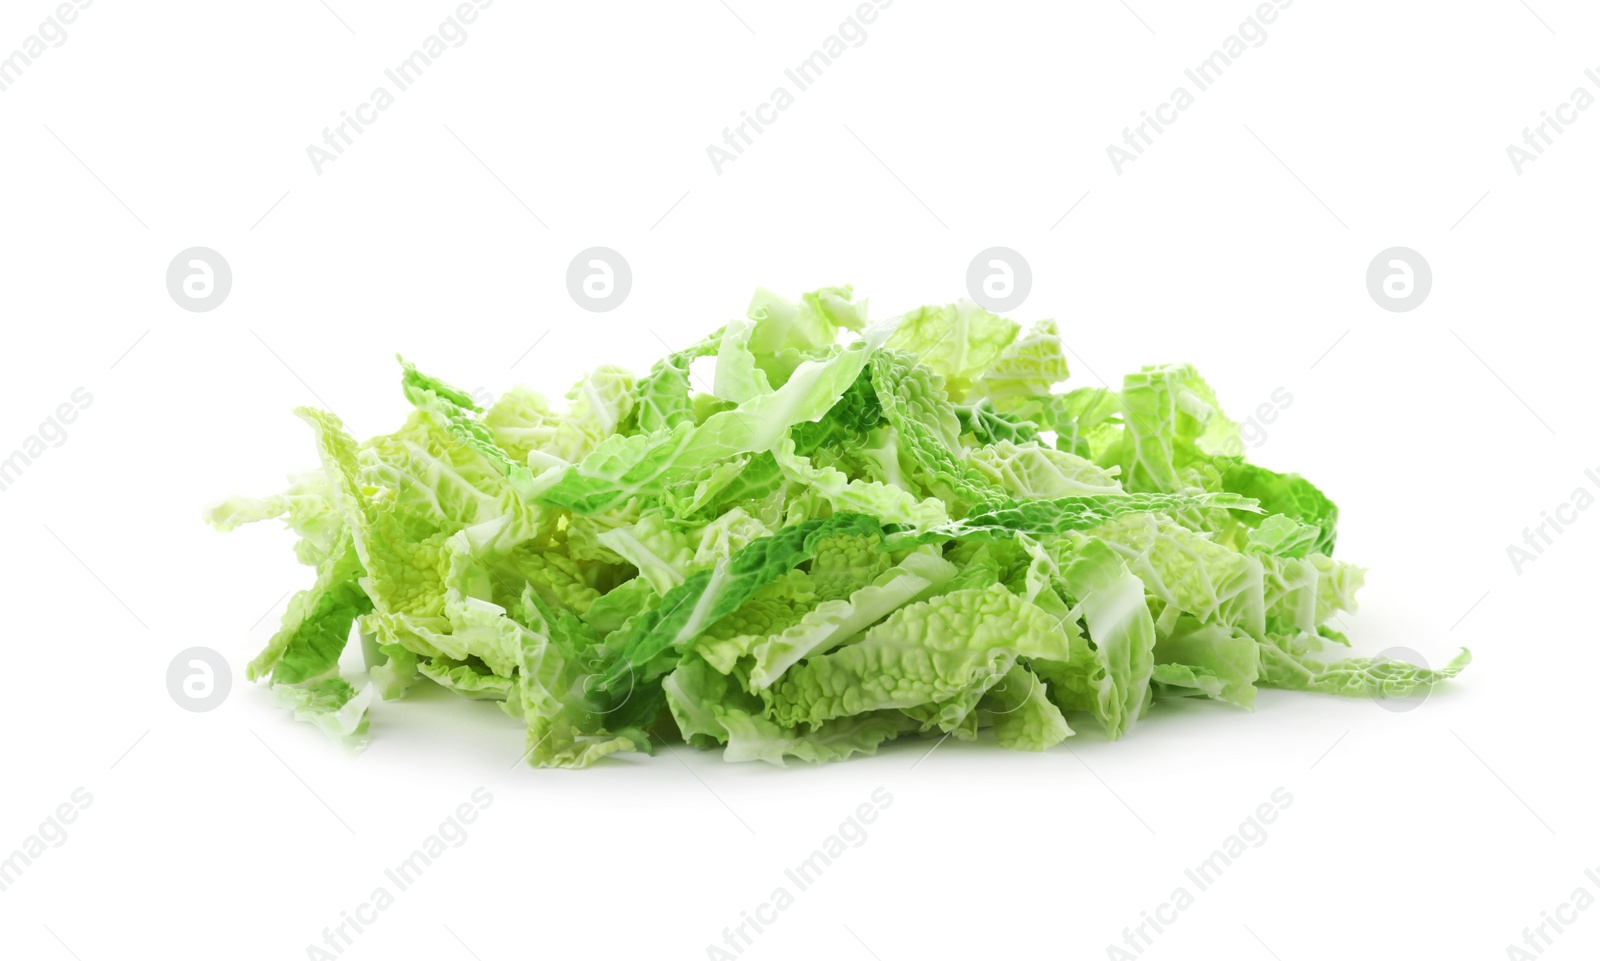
2;1;1596;959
